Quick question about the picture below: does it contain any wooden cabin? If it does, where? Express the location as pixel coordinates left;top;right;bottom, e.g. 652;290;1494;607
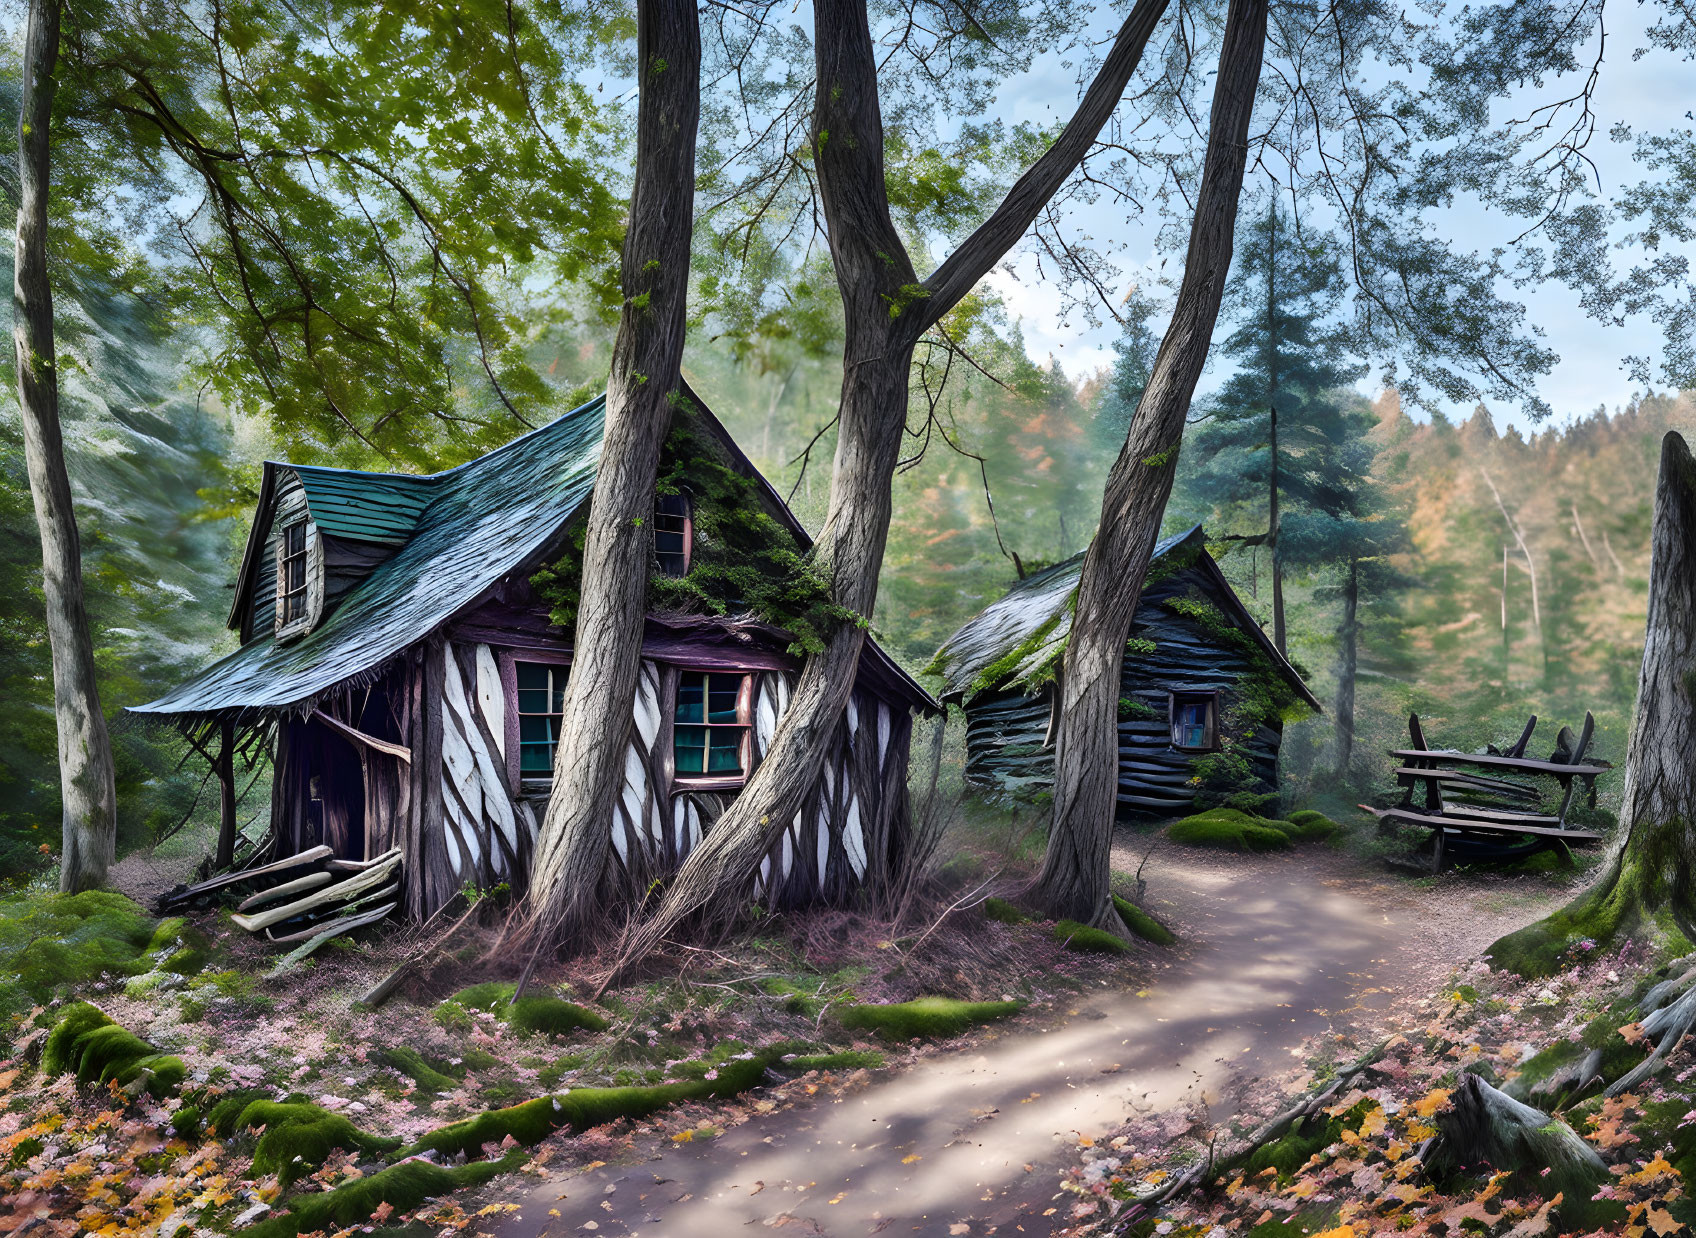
134;390;937;920
930;527;1318;817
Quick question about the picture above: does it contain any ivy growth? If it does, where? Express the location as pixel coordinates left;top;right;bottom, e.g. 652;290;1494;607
531;408;854;656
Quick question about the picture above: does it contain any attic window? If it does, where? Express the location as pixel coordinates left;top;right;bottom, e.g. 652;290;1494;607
655;493;691;576
279;522;309;625
1169;691;1219;752
673;671;750;783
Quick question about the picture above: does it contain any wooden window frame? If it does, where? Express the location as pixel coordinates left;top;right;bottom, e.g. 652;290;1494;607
274;518;321;640
501;650;573;789
654;493;692;577
670;668;753;791
1168;690;1221;753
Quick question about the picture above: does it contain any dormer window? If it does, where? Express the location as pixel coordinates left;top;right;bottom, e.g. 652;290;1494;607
274;516;322;640
279;522;309;624
655;493;691;576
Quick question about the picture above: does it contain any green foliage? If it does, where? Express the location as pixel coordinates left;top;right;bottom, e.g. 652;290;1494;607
1168;810;1294;852
981;896;1029;925
967;610;1066;697
1118;697;1159;721
1053;920;1130;954
1247;1099;1377;1182
835;997;1023;1040
238;1100;402;1187
205;1089;277;1139
1113;895;1177;946
533;409;854;656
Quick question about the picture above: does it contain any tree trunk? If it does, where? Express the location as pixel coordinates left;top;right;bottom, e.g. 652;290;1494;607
15;0;117;894
1035;0;1267;930
596;0;1173;988
1425;1074;1606;1203
516;0;702;951
1489;431;1696;978
215;719;238;870
1265;199;1285;656
1334;557;1359;778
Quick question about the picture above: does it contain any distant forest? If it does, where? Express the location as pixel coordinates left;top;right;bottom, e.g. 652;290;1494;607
3;272;1689;875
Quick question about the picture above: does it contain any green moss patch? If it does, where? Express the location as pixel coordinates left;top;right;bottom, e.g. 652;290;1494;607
379;1046;460;1094
1053;919;1131;954
205;1088;276;1138
41;1001;183;1096
981;897;1029;925
1246;1099;1375;1183
0;891;162;1036
836;997;1023;1040
246;1151;524;1238
436;982;609;1037
1283;810;1342;841
781;1049;885;1073
238;1100;403;1187
1168;809;1292;852
404;1049;781;1161
1113;895;1177;946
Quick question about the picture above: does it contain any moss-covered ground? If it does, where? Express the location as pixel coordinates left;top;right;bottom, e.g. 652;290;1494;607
836;997;1024;1040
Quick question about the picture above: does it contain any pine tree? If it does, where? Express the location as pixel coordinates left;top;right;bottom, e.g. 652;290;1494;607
1182;198;1368;654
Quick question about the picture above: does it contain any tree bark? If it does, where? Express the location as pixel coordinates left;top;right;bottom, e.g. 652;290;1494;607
1489;432;1696;977
517;0;702;950
1425;1074;1606;1203
1265;199;1286;656
1035;0;1267;930
15;0;117;894
215;719;237;870
1334;556;1359;777
596;0;1173;988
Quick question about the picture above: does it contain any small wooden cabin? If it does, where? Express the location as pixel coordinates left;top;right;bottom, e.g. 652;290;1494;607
931;527;1318;817
134;390;936;919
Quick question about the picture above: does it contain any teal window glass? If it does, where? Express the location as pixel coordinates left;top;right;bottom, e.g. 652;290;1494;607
1170;695;1215;751
655;494;690;576
673;671;748;778
517;661;568;774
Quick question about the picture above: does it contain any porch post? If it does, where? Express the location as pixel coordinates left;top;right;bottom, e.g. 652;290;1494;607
215;719;238;870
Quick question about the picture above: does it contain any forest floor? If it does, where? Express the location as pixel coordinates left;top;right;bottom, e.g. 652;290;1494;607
470;833;1571;1237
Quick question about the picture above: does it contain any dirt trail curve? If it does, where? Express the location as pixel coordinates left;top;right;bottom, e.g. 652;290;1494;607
489;841;1559;1237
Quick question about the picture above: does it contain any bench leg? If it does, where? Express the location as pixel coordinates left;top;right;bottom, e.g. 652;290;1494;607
1430;828;1446;875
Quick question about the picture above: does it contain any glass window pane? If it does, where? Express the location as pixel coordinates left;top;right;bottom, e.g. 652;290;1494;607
551;673;567;712
707;731;743;773
707;679;740;723
520;715;554;743
521;742;553;773
517;690;547;715
517;663;549;690
676;675;704;723
674;725;705;773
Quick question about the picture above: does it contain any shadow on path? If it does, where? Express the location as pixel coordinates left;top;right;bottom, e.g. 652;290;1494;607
489;851;1417;1236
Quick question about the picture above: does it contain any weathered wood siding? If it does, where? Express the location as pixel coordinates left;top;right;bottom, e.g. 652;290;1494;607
964;562;1283;818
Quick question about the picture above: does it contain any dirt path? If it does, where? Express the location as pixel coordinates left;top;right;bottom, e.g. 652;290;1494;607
488;842;1562;1237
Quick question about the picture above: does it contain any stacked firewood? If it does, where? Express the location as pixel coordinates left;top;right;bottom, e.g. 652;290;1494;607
159;845;402;949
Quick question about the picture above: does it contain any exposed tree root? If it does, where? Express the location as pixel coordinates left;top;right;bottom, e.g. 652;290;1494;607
1424;1074;1606;1202
1111;1038;1390;1232
1608;983;1696;1096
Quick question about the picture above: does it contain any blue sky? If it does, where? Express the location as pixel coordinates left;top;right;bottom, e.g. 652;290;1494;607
977;4;1692;432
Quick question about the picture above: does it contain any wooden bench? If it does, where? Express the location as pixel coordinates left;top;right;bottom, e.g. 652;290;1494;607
1366;805;1602;872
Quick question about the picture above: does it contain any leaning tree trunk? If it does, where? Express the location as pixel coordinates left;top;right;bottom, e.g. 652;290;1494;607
1489;431;1696;978
1265;198;1286;657
1334;556;1359;778
1035;0;1267;930
517;0;701;949
14;0;117;894
597;0;1173;989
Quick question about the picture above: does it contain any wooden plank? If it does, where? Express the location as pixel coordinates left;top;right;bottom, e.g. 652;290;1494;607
1369;805;1601;843
162;844;333;904
311;708;412;763
1390;750;1608;777
1441;805;1562;826
326;846;403;873
1391;768;1539;797
264;901;397;949
231;855;401;931
265;884;400;941
236;870;333;911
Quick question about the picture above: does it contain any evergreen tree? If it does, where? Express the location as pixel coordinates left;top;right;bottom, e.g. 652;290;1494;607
1090;287;1162;458
1182;197;1368;654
